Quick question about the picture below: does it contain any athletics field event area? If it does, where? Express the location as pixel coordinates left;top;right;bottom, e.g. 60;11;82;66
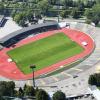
0;28;94;80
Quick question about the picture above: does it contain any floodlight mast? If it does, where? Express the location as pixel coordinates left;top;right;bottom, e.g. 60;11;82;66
30;64;36;87
57;0;60;23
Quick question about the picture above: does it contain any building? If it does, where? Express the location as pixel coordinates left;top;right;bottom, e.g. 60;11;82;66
0;15;5;27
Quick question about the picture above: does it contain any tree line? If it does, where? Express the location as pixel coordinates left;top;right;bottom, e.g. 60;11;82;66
0;0;100;26
0;81;66;100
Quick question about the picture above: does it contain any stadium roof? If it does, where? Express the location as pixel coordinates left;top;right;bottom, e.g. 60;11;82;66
0;22;58;43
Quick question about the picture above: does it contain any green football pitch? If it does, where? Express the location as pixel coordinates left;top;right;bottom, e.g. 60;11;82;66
7;33;84;74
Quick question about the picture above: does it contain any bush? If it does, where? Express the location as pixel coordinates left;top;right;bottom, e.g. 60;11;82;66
36;89;49;100
52;91;66;100
88;73;100;86
85;19;91;24
71;7;80;19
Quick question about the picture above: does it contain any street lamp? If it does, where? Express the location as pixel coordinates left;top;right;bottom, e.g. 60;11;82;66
30;64;36;87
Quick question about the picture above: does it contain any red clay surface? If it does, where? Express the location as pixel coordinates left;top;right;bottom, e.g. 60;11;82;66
0;28;95;80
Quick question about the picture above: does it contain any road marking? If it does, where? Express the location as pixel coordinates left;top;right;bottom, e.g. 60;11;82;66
95;48;100;50
97;58;100;60
51;76;59;81
72;68;83;71
27;80;32;86
61;72;72;77
40;79;46;85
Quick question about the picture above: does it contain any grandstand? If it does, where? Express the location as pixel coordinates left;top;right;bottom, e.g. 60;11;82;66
0;22;60;47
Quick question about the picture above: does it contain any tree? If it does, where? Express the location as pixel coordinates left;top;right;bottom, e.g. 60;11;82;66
14;13;24;23
96;0;100;4
71;7;80;19
77;1;85;15
35;10;42;19
36;89;49;100
52;91;66;100
88;74;97;85
0;96;5;100
91;4;100;25
88;73;100;86
92;15;99;25
37;0;51;15
11;10;17;20
0;81;7;97
19;19;26;27
86;0;96;8
17;87;24;98
24;86;35;96
60;10;70;18
84;9;93;19
0;81;15;97
35;87;39;95
48;0;58;5
23;84;27;91
63;0;73;8
26;9;34;22
13;12;27;26
85;4;100;25
0;2;4;14
6;81;15;96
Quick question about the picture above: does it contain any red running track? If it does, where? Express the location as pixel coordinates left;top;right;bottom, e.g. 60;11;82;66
0;28;95;80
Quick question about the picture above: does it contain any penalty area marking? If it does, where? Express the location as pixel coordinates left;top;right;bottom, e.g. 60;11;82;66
51;76;59;81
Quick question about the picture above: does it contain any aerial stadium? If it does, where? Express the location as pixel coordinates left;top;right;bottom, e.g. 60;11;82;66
0;22;95;80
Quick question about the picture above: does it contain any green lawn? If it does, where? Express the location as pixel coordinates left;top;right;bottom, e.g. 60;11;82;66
96;24;100;27
97;86;100;90
7;33;84;74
